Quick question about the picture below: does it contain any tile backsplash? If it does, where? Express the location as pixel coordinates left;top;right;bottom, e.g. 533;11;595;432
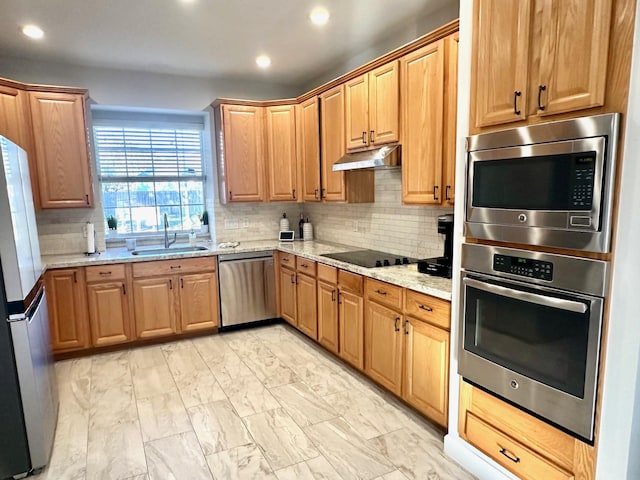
37;208;106;255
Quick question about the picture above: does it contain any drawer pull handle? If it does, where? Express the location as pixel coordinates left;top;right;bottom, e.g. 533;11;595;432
99;271;112;276
301;264;308;268
375;289;387;296
499;446;520;464
170;265;181;270
282;257;289;262
418;304;433;312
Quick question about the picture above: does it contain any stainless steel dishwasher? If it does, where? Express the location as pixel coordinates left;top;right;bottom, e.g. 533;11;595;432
217;251;277;329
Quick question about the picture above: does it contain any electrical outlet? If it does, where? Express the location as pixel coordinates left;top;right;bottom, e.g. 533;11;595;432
224;218;239;229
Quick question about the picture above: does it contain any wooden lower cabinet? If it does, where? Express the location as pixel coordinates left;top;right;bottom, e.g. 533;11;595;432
338;290;364;370
279;266;297;326
296;273;318;340
364;301;403;395
87;281;132;347
45;268;89;351
403;317;449;426
179;272;219;332
132;277;177;339
317;280;339;353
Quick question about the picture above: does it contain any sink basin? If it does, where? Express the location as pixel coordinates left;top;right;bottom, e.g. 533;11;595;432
131;246;208;256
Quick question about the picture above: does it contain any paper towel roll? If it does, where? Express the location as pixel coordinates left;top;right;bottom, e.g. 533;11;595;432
86;222;95;253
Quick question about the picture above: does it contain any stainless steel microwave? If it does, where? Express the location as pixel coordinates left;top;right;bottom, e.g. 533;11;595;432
465;113;620;253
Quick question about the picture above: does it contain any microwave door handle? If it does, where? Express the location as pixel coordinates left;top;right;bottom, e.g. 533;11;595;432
463;277;587;314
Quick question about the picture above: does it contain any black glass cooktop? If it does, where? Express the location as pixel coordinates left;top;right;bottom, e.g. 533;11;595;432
320;250;417;268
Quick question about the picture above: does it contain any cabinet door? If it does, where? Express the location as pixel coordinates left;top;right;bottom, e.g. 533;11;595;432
443;33;459;205
133;277;177;338
296;273;318;340
87;281;131;347
45;269;89;351
320;85;346;201
317;281;339;354
537;0;611;116
179;272;219;332
266;105;297;201
403;317;449;427
338;290;364;370
345;74;369;150
471;0;531;127
369;61;400;146
297;98;321;202
29;91;93;208
364;301;403;395
279;267;297;326
221;104;265;202
401;40;445;204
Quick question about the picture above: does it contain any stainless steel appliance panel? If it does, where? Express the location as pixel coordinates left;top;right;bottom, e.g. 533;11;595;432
218;251;276;327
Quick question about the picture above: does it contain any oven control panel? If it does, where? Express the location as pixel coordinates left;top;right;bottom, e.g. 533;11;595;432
493;254;553;281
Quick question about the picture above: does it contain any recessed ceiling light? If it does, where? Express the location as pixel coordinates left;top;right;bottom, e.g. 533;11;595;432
309;7;330;26
22;24;44;40
256;55;271;69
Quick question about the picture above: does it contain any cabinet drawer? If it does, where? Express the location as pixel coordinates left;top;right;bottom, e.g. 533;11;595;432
338;270;363;295
465;413;573;480
279;252;295;269
132;256;217;278
86;264;126;282
296;257;317;276
405;290;451;329
317;263;337;284
366;278;402;310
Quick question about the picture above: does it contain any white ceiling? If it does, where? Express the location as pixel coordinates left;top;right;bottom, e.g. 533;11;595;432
0;0;454;88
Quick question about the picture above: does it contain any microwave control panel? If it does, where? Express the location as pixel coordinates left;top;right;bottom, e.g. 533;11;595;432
570;155;595;209
493;255;554;281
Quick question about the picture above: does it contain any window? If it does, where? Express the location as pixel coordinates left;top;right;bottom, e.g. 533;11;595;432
93;109;207;234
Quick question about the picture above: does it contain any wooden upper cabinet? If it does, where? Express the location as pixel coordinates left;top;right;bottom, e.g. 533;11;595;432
218;104;265;202
296;97;321;202
401;40;445;204
443;33;459;205
29;91;93;208
45;268;89;352
368;61;400;146
179;272;219;332
536;0;611;116
266;105;297;201
320;85;346;201
471;0;531;128
345;61;399;150
345;74;370;150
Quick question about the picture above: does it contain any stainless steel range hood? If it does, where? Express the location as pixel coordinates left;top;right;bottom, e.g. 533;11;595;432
332;144;401;171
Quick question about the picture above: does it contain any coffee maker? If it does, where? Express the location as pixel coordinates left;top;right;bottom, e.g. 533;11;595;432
418;214;454;278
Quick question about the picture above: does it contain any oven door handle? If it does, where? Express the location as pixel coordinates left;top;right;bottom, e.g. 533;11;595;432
463;277;588;314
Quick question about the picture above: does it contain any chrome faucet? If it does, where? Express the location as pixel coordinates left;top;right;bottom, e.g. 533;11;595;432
164;213;177;248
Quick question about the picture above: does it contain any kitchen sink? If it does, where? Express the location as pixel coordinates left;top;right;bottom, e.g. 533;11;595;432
131;246;209;256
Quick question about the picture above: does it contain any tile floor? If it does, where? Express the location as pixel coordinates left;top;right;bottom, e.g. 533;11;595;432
34;323;475;480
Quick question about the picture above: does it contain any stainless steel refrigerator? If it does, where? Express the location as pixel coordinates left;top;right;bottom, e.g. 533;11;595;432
0;136;58;478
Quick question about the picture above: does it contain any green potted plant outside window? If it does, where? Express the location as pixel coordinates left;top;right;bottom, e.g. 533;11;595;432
200;210;209;233
106;215;118;237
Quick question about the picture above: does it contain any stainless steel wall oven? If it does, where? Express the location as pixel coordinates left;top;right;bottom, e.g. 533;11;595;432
458;243;608;442
466;113;620;253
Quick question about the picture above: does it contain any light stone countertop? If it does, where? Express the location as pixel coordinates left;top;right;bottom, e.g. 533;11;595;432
42;239;452;300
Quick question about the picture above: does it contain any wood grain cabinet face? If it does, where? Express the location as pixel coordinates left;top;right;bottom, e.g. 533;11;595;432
29;91;93;208
45;269;89;351
219;104;265;202
132;277;177;339
345;74;370;150
266;105;297;201
364;300;403;395
443;33;459;205
296;98;321;202
338;289;364;370
320;85;346;201
179;272;220;332
296;273;318;340
403;317;449;427
279;266;297;326
87;281;131;347
317;280;339;354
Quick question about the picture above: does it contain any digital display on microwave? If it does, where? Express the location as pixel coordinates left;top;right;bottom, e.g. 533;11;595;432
472;151;596;211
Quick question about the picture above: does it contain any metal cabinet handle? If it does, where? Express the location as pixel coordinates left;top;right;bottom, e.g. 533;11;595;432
403;319;409;335
180;278;184;288
499;447;520;464
369;129;374;144
73;271;77;283
321;188;326;199
418;304;433;312
337;291;342;304
362;131;367;144
99;271;112;276
433;185;439;201
292;189;296;200
229;190;233;200
394;317;400;332
85;194;90;205
122;284;126;295
314;188;319;199
445;185;451;201
169;279;173;289
537;85;546;111
301;263;308;268
170;265;181;270
375;289;387;296
282;257;289;262
331;289;336;302
513;90;522;115
290;273;295;284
